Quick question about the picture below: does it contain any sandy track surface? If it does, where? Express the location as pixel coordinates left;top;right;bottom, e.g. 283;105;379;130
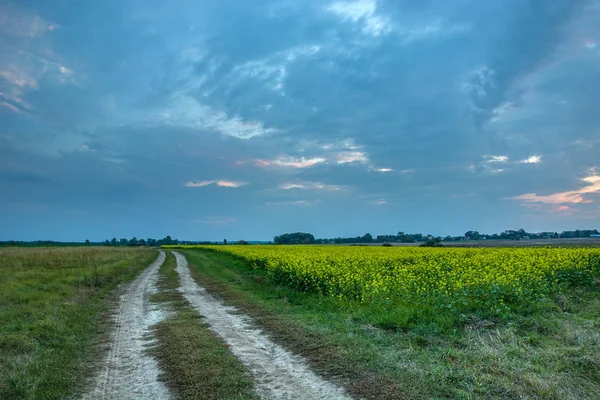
82;251;172;400
173;251;351;400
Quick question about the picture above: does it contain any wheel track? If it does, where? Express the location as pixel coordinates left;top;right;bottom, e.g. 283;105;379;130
173;251;351;400
82;251;171;400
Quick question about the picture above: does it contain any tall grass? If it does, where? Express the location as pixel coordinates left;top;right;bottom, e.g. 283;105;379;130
0;247;155;400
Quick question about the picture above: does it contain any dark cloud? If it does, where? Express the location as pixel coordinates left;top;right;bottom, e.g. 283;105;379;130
0;0;599;240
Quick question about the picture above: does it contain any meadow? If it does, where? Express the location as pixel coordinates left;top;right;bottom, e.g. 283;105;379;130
0;246;155;399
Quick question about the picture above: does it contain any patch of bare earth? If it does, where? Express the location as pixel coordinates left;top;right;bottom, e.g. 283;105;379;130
82;251;172;400
173;251;352;400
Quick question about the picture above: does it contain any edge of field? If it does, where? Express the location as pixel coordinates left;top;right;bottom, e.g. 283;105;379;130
177;248;600;400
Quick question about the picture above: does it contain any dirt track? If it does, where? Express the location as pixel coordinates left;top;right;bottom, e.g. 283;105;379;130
173;251;351;400
82;251;172;400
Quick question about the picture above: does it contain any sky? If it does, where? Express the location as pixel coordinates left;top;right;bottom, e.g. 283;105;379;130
1;0;600;242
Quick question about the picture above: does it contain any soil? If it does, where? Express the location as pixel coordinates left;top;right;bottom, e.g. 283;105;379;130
82;251;172;400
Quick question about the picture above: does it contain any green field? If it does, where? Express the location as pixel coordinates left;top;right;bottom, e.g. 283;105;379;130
0;247;155;399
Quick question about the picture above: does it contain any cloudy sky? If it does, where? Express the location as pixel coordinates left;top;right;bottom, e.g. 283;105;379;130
1;0;599;241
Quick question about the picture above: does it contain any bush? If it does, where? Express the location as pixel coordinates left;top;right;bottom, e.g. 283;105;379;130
382;243;393;247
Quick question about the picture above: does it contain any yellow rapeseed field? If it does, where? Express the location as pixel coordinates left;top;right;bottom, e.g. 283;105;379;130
169;245;600;314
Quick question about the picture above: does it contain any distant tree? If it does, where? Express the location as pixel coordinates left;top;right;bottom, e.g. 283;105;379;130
85;239;90;245
223;239;228;245
401;234;415;243
105;239;110;246
361;233;373;243
157;236;176;245
464;231;481;240
111;237;118;246
274;232;315;244
129;237;138;246
119;238;128;245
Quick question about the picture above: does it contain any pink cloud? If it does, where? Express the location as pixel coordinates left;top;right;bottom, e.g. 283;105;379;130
334;151;368;164
216;180;247;188
279;182;342;191
0;68;38;89
511;170;600;206
236;159;270;167
551;205;579;214
185;180;247;188
0;101;20;113
271;156;326;168
185;180;216;187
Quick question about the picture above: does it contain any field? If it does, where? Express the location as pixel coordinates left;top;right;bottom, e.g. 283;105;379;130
0;246;155;399
169;245;600;325
2;244;599;399
167;245;600;399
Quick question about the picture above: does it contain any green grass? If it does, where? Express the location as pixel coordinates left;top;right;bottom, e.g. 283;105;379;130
0;246;156;400
150;251;258;400
181;249;600;400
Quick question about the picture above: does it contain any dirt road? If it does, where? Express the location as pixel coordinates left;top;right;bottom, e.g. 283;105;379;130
82;251;172;400
172;251;351;400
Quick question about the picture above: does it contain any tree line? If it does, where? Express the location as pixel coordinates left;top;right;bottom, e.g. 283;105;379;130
273;229;600;244
103;236;178;246
0;236;181;247
2;228;598;248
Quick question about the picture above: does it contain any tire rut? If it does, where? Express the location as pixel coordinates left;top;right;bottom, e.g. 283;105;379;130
173;251;352;400
82;251;172;400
